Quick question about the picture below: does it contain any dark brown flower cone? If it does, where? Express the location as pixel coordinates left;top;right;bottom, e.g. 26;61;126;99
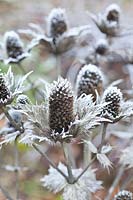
49;77;74;135
0;74;11;106
76;64;103;101
5;31;24;59
47;8;68;38
102;86;122;119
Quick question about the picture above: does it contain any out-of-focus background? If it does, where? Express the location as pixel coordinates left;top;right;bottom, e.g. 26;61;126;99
0;0;133;200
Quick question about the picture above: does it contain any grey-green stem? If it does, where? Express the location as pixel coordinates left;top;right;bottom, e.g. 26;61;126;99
62;143;75;184
32;144;69;182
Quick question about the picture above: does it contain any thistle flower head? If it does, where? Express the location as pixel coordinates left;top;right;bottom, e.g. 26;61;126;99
76;64;103;100
105;4;121;22
47;8;68;38
4;31;24;59
114;190;133;200
0;73;12;106
16;94;30;105
95;39;109;55
49;77;74;141
101;86;123;119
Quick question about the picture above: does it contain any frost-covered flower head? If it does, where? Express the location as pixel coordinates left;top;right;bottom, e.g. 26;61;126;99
89;4;121;37
105;4;121;23
95;39;109;55
101;86;123;120
76;64;104;101
3;31;30;64
0;67;31;107
47;8;68;38
21;77;106;144
41;163;102;200
114;190;133;200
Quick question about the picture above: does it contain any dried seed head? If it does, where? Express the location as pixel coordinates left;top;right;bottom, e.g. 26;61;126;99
0;73;12;106
114;190;133;200
16;94;30;105
95;39;109;55
101;86;123;119
105;4;121;22
76;64;103;101
4;31;24;59
49;77;74;140
47;8;68;38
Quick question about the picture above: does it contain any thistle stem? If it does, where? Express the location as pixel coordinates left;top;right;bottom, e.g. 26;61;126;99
14;138;19;200
99;122;108;149
55;54;61;78
105;165;125;200
74;156;96;183
62;143;75;184
83;134;92;167
0;185;14;200
32;144;69;182
1;107;24;134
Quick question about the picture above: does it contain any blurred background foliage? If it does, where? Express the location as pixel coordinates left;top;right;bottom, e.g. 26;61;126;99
0;0;133;199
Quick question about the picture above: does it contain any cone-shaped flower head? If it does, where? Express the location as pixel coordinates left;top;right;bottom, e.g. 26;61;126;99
47;8;68;38
4;31;24;59
105;4;121;23
0;73;12;106
16;94;30;105
95;39;109;55
114;190;133;200
76;64;103;100
49;77;74;138
101;86;123;119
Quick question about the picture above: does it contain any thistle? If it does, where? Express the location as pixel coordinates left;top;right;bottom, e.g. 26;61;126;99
101;86;123;120
0;73;12;106
114;190;133;200
76;64;103;100
47;8;68;38
4;31;24;59
49;77;74;138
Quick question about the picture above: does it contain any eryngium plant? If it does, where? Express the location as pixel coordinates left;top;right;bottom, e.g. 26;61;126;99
114;190;133;200
2;31;30;64
19;8;91;54
76;64;103;100
89;3;120;37
19;77;107;144
0;67;31;107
